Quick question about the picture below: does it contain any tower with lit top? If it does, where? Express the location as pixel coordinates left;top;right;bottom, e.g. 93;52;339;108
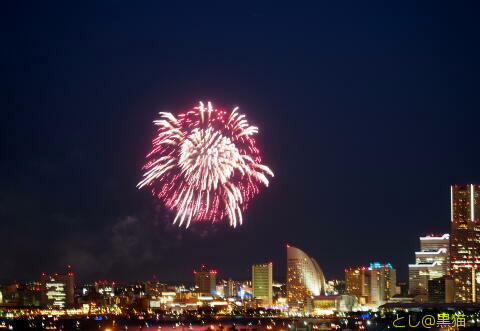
369;262;396;306
252;262;273;306
194;265;217;295
345;266;370;305
408;234;449;299
450;184;480;302
40;265;75;309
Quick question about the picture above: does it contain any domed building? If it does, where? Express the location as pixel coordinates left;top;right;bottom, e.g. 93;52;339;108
286;245;326;310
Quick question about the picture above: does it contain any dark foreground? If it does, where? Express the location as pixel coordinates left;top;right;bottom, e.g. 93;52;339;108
0;315;475;330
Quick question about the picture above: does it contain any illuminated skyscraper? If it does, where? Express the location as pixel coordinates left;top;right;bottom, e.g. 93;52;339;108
222;278;238;298
408;234;449;298
369;262;396;306
194;265;217;294
252;263;273;306
286;245;326;310
450;184;480;302
345;267;370;304
40;267;75;309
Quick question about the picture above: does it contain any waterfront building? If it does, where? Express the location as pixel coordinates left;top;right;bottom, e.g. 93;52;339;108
369;262;396;306
312;295;358;313
408;234;449;299
40;267;75;308
252;263;273;306
450;184;480;302
221;278;239;298
345;267;370;304
286;245;326;311
194;265;217;294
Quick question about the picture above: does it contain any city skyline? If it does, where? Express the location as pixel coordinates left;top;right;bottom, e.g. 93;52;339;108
3;3;480;330
0;183;467;284
0;185;474;284
2;2;480;285
2;189;480;327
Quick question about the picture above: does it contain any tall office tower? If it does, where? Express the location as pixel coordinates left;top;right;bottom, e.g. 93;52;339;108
369;262;396;306
40;267;75;308
450;184;480;302
409;234;449;298
194;265;217;294
345;267;371;304
252;263;273;306
286;245;326;311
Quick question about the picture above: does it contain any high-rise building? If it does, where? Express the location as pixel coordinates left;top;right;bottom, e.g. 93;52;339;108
194;265;217;294
408;234;449;298
286;245;326;311
222;278;238;298
252;263;273;306
369;262;396;306
345;267;370;304
40;267;75;309
450;184;480;302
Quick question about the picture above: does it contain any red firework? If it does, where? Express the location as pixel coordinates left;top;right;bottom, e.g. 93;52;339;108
137;101;273;228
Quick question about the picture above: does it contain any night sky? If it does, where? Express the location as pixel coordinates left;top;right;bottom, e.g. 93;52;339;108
2;2;480;284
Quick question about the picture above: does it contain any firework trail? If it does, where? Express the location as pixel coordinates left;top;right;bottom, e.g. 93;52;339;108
137;101;274;228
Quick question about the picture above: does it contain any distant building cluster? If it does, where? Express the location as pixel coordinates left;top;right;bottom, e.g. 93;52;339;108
342;184;480;309
345;263;396;308
0;245;339;315
2;184;480;316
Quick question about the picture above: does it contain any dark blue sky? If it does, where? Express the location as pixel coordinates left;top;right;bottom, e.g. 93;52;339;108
1;2;480;284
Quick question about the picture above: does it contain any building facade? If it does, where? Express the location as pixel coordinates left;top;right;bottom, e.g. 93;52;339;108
40;270;75;309
286;245;326;311
450;184;480;302
420;233;450;252
312;295;358;313
252;263;273;306
345;267;370;304
408;234;449;298
369;262;396;306
222;278;239;298
194;265;217;294
428;276;455;303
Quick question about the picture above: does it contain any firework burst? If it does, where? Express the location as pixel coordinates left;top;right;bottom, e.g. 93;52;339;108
137;101;274;228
